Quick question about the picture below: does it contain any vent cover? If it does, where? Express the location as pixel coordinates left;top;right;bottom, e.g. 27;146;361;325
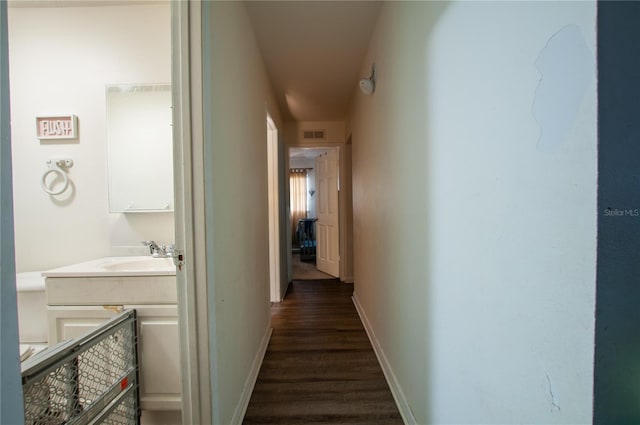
303;130;326;140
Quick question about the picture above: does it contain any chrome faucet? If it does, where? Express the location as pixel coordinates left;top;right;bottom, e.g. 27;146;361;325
142;241;174;258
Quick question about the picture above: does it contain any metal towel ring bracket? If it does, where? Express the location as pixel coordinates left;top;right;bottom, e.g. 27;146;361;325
41;158;74;195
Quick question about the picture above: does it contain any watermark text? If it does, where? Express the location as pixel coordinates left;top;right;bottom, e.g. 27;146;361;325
604;207;639;217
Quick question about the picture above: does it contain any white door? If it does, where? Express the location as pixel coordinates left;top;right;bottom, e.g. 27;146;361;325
315;149;339;277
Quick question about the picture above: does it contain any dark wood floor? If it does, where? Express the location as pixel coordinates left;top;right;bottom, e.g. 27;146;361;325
243;279;403;425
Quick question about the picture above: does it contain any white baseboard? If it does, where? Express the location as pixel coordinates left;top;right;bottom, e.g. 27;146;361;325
231;325;272;424
352;295;416;425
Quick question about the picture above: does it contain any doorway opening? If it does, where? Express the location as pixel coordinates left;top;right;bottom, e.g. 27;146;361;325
288;146;339;281
2;2;208;423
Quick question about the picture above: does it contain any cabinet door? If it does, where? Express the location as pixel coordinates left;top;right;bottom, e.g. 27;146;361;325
126;305;181;411
48;306;118;345
47;305;181;412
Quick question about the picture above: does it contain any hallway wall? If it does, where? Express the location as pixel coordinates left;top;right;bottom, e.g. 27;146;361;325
348;2;597;424
203;2;283;423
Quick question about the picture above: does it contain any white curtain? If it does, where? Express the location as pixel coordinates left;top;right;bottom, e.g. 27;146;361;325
290;169;307;244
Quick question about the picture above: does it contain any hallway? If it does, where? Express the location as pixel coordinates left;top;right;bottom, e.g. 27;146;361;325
243;280;402;424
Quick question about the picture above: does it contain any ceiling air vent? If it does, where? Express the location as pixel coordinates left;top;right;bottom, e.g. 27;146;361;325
303;130;326;140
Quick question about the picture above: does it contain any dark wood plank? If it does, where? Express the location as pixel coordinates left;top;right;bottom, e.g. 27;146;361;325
243;280;403;425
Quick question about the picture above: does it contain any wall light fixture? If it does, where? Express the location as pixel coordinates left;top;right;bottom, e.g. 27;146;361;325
359;64;376;95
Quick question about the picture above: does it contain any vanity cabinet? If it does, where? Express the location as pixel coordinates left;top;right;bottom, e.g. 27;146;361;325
45;273;181;412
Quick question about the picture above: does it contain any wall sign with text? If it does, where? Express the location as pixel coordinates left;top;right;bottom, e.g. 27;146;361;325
36;115;78;140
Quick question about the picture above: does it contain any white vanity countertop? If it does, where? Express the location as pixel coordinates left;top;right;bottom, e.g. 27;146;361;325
42;256;176;278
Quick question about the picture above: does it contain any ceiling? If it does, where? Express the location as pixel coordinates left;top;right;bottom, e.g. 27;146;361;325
245;1;382;123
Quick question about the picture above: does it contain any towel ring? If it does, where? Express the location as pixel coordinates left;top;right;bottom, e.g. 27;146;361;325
41;158;73;195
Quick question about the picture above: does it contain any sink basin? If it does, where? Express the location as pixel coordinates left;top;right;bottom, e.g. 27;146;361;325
42;256;176;277
99;257;175;272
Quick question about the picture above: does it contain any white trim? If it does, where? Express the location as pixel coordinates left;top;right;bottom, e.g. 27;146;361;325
339;141;354;283
352;294;416;425
230;326;273;424
188;1;214;422
266;113;281;302
171;1;212;424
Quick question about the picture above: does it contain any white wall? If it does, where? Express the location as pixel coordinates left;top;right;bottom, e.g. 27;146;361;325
203;2;282;423
348;2;597;424
8;3;174;272
285;120;345;147
290;157;314;169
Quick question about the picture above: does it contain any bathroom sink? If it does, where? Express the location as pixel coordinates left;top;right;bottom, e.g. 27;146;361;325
99;257;175;272
42;256;176;277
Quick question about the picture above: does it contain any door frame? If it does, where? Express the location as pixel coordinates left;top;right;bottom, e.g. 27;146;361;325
341;136;354;284
287;144;350;281
171;2;212;423
266;112;282;301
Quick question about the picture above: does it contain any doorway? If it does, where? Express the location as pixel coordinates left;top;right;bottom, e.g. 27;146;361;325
288;146;340;281
1;2;206;423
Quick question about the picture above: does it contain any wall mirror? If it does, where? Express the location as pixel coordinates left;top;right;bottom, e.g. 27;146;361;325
106;83;174;213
